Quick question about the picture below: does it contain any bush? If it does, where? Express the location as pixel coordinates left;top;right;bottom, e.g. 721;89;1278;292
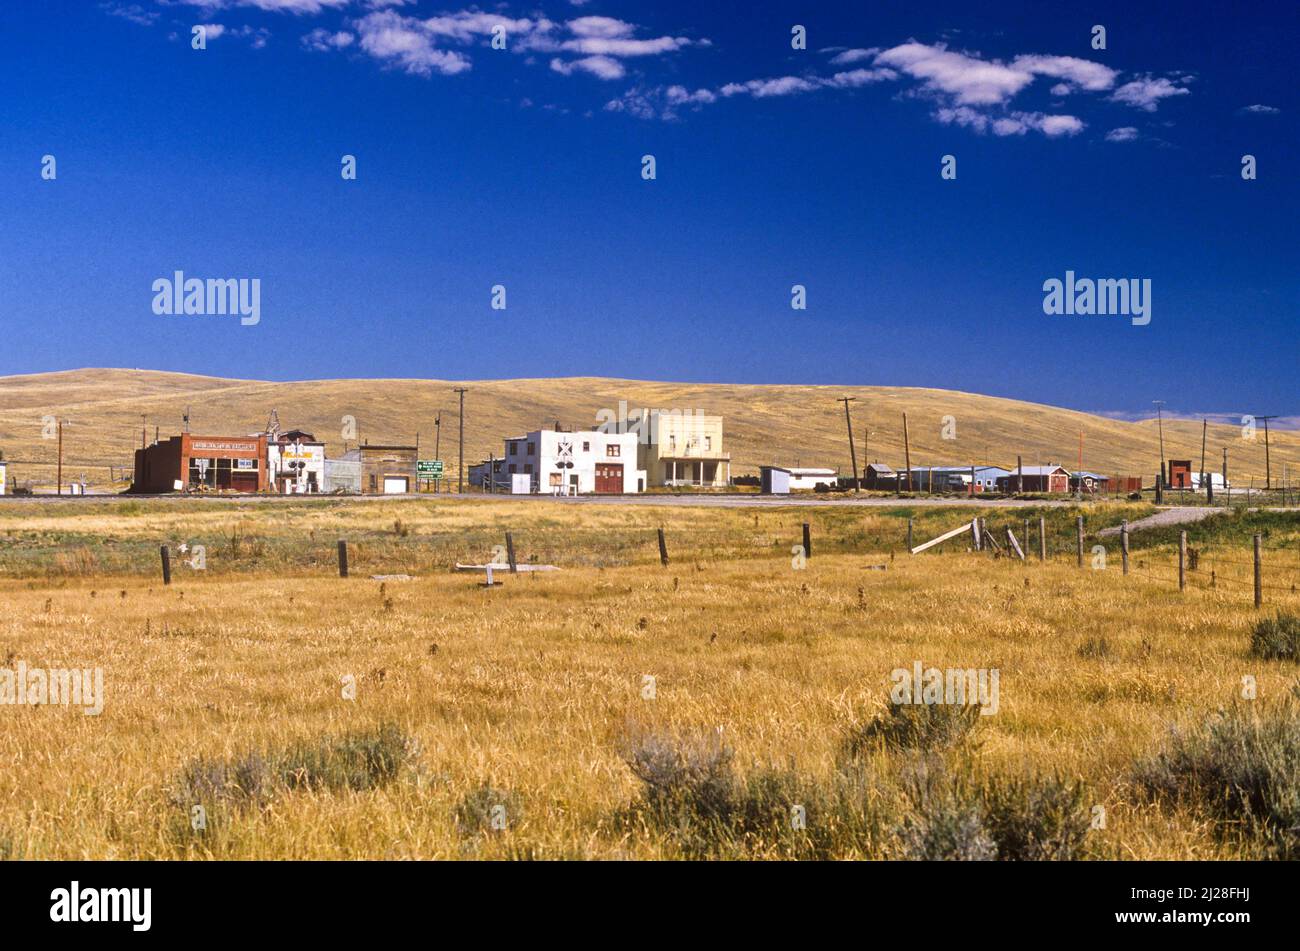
455;784;523;835
1249;612;1300;661
172;723;418;820
1135;703;1300;857
894;760;1089;861
1076;637;1113;660
848;701;982;755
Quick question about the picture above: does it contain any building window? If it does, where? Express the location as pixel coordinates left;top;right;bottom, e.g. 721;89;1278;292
508;464;517;474
606;444;620;457
527;442;536;455
509;442;517;456
582;441;590;452
524;463;533;474
668;435;676;451
369;474;378;492
704;436;712;451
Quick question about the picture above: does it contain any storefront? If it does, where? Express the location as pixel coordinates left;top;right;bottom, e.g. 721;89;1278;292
133;434;269;493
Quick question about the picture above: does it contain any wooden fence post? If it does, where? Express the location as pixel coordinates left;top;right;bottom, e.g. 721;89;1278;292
1076;516;1084;567
906;517;913;551
1253;534;1262;608
1120;520;1129;575
505;531;518;573
802;522;812;559
972;518;981;551
657;528;669;567
160;545;171;585
337;539;348;578
1038;517;1046;561
1178;531;1186;591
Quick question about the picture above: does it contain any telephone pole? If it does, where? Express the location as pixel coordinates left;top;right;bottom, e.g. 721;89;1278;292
1152;400;1166;487
837;397;859;492
1257;416;1279;489
902;412;913;492
57;419;64;496
453;388;468;493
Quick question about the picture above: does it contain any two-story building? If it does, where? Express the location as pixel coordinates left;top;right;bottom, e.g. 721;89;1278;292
502;429;644;494
632;411;730;488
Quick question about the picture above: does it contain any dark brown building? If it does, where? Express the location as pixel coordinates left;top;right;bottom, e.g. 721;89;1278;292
133;434;268;493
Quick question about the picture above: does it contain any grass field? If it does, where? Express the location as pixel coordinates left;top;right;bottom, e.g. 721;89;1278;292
2;498;1299;860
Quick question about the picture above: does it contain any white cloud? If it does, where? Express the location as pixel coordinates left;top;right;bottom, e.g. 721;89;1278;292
550;55;625;80
1240;103;1280;115
1105;126;1139;142
822;67;895;89
721;76;819;98
874;42;1033;105
1110;75;1190;111
169;0;349;12
937;106;1082;138
302;27;353;51
100;2;159;26
354;10;471;76
1010;54;1116;92
829;47;879;65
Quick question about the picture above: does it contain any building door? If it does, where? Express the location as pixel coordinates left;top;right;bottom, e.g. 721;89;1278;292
595;463;623;494
382;476;409;494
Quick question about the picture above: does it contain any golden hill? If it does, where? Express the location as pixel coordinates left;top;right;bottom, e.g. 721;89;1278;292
0;368;1296;491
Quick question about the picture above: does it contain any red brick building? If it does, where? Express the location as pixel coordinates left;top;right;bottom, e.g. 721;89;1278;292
132;434;268;493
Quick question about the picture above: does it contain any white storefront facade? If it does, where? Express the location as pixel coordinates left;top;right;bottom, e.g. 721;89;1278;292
502;430;645;494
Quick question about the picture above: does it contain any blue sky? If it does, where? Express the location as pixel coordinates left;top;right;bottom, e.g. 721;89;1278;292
1;0;1295;419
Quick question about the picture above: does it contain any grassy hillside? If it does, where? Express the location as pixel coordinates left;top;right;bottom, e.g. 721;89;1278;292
0;368;1296;490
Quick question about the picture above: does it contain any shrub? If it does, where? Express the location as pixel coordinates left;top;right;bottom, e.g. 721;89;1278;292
455;784;523;835
1249;612;1300;661
848;701;982;755
1135;703;1300;857
171;723;418;836
893;760;1089;861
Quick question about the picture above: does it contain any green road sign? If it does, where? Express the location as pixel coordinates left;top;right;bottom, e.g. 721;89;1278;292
417;460;444;477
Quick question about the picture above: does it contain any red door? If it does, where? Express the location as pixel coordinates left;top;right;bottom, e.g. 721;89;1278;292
595;463;623;494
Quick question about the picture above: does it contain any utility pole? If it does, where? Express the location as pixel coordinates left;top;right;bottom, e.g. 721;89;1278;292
1199;418;1207;492
57;419;63;496
902;412;912;492
1077;430;1084;500
1223;446;1229;505
453;388;467;494
1152;400;1166;488
837;397;859;492
183;406;191;434
1257;416;1278;490
141;414;147;450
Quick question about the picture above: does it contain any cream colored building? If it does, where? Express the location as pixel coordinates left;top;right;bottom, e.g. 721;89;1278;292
634;411;730;488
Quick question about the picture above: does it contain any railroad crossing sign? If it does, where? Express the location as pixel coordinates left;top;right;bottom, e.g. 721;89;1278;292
417;460;443;478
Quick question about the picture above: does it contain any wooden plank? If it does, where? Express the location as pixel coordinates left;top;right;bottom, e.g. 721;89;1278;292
1006;527;1025;561
910;522;972;555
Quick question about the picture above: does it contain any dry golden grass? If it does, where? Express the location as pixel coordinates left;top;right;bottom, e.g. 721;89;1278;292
2;368;1296;490
1;499;1296;859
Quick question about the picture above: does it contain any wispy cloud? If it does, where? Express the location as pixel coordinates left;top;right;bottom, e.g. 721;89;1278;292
1239;103;1280;115
100;2;159;26
1110;75;1191;111
1105;126;1140;143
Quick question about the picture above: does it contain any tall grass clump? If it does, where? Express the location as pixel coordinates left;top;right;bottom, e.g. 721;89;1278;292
1135;702;1300;857
169;723;418;843
1249;612;1300;661
618;728;885;858
893;759;1090;861
847;700;982;755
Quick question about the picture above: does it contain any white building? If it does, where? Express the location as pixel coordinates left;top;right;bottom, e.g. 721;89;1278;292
267;435;326;494
0;461;7;495
502;429;645;494
786;467;838;490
